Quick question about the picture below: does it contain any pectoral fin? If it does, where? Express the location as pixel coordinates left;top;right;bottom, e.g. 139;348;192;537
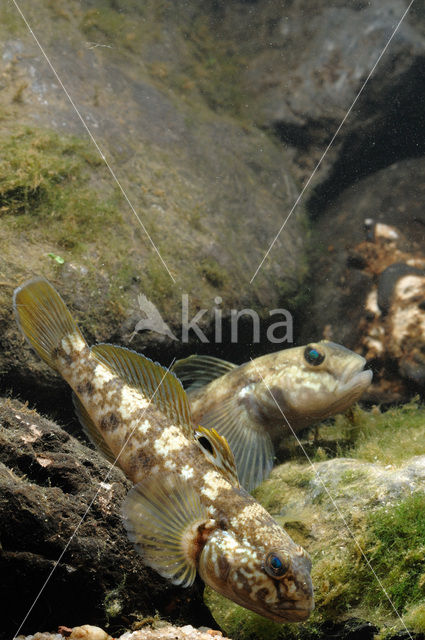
122;473;212;587
199;399;275;492
172;355;237;392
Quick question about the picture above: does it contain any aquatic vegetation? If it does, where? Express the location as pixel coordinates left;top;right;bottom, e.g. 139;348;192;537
0;125;149;348
363;493;425;611
178;16;246;116
80;6;144;54
333;400;425;466
403;602;425;635
199;257;229;288
0;126;115;250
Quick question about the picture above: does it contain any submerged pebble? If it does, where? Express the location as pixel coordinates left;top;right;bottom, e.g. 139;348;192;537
17;626;229;640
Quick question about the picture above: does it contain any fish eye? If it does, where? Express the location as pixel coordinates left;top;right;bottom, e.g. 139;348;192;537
304;345;325;366
264;551;289;578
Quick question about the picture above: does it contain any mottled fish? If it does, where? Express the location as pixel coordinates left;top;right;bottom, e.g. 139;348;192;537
13;278;314;623
172;343;372;491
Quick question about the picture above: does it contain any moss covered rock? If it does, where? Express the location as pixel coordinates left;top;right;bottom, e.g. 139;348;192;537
0;1;310;413
205;403;425;639
0;1;314;429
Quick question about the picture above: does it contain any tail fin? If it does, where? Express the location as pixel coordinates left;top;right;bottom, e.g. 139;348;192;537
13;277;86;371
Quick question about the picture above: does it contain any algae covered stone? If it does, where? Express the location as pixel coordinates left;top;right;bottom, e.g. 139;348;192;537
205;403;425;639
0;0;310;412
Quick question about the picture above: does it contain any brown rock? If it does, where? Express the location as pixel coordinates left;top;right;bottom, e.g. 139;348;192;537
299;157;425;403
0;399;214;640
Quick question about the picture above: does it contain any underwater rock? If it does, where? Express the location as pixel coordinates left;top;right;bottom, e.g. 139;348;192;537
242;2;424;131
17;623;230;640
299;156;425;404
0;0;309;415
0;398;214;640
216;0;425;194
205;403;425;638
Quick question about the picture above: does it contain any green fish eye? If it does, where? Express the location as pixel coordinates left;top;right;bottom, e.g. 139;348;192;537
304;345;325;366
264;551;289;578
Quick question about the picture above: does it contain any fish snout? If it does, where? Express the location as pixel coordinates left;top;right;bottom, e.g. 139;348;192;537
275;580;314;622
272;550;314;622
340;352;366;381
340;354;373;391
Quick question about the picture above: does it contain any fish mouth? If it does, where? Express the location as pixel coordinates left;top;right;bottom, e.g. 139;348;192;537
314;357;372;418
273;602;315;623
340;356;373;394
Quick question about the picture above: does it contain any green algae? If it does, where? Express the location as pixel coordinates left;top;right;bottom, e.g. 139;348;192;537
199;257;229;288
0;126;113;251
362;493;425;611
0;4;22;34
347;401;425;466
253;465;313;513
404;602;425;634
311;493;425;615
339;468;368;486
80;6;144;54
287;400;425;467
0;125;140;343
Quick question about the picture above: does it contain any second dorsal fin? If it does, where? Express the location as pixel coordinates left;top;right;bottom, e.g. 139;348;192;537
91;344;193;436
198;397;275;492
172;355;237;392
195;425;239;487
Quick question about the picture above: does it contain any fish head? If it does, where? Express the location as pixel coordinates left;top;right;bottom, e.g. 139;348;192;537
198;498;314;622
264;341;372;427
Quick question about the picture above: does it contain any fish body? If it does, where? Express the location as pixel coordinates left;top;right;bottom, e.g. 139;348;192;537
14;279;314;623
172;344;372;490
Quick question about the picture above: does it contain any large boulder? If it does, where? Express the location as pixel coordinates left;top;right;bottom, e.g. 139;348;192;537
211;0;425;205
0;398;214;640
0;1;309;418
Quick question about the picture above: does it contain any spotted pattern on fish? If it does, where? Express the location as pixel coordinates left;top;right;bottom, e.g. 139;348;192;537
13;278;314;623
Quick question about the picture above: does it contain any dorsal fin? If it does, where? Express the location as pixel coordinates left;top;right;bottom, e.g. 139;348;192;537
195;425;239;487
91;344;193;436
172;355;237;392
72;392;123;470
